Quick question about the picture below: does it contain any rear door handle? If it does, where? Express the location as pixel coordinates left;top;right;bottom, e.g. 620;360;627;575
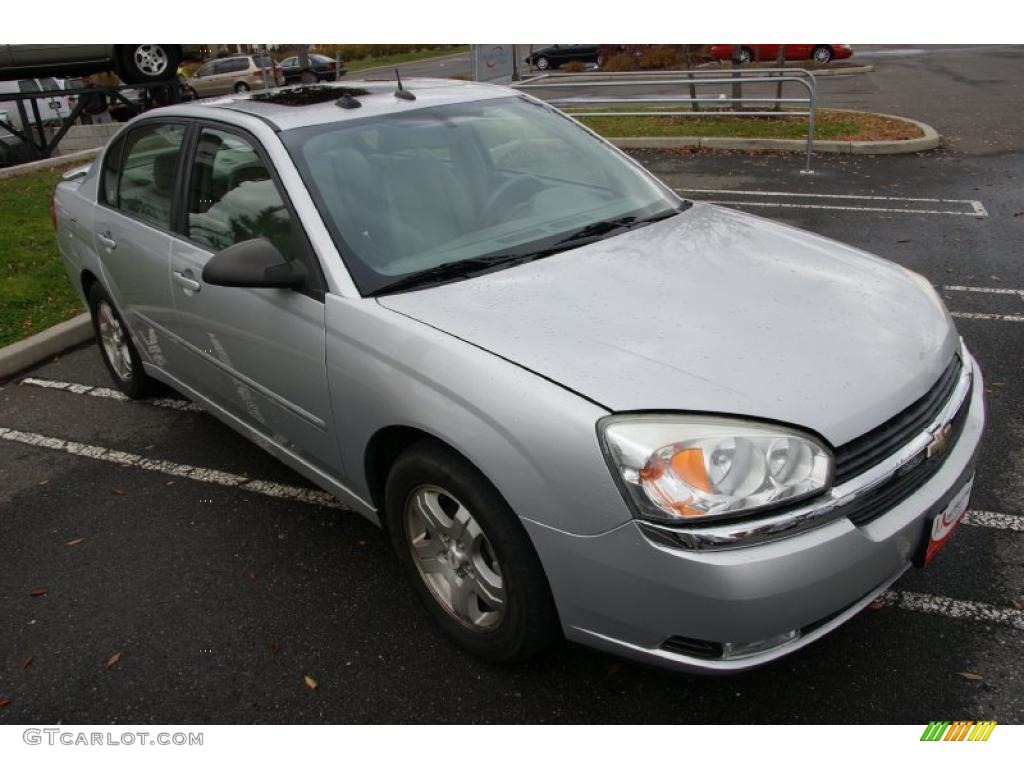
97;231;116;250
173;270;202;293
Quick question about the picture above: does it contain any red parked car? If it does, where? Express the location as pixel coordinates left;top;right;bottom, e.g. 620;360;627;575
709;44;853;64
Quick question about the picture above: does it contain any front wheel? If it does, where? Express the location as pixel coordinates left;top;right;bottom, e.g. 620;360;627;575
117;44;180;84
738;47;753;64
385;441;560;663
811;46;834;64
88;282;153;399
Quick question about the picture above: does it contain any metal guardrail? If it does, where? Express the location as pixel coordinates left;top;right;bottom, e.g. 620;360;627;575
0;79;185;160
515;68;818;174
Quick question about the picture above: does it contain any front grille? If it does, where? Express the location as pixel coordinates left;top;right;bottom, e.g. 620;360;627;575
844;377;971;526
833;355;962;486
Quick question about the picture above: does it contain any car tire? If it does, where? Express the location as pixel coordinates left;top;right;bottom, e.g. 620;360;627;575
88;282;154;400
811;46;834;64
235;82;251;93
739;47;753;64
384;440;560;663
534;55;550;71
116;44;180;84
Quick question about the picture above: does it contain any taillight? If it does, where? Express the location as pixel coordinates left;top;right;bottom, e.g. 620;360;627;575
50;186;58;230
252;69;264;78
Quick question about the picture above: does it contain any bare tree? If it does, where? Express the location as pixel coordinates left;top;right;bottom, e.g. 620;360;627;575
684;45;699;112
297;44;316;85
773;45;787;111
730;45;743;110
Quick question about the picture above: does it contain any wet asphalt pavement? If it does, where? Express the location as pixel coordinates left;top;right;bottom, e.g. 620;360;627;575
1;46;1023;724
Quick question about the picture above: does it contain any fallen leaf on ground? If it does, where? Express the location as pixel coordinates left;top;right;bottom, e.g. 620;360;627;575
358;540;367;547
66;538;84;547
30;587;46;598
958;671;983;681
270;641;281;655
1011;598;1023;611
38;480;48;486
21;656;33;670
106;651;122;669
868;599;885;610
303;675;319;691
165;481;175;486
0;698;11;708
111;488;124;496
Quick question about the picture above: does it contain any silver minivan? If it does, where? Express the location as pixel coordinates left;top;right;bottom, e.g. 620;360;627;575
188;55;282;97
52;80;985;673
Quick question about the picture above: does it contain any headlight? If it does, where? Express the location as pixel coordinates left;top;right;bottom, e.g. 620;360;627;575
598;415;833;524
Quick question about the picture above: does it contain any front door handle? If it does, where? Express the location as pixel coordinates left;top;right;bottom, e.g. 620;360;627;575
173;270;202;293
97;231;117;250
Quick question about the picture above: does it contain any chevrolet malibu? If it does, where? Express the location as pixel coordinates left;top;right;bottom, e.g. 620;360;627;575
52;79;984;672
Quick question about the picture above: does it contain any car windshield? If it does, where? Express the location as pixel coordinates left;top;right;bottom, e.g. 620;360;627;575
283;96;683;295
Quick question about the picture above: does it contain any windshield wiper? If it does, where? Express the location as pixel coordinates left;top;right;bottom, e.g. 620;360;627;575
369;205;690;297
368;252;543;296
554;206;686;246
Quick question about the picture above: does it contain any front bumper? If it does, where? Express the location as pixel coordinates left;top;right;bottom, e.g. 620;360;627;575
525;357;985;673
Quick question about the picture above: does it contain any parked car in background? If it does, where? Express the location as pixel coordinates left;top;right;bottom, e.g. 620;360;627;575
279;53;346;84
710;44;854;64
188;55;282;97
0;45;203;85
525;44;599;71
52;79;983;674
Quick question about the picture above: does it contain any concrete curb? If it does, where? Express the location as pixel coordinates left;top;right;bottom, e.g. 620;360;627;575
609;111;940;156
0;314;93;381
0;148;100;181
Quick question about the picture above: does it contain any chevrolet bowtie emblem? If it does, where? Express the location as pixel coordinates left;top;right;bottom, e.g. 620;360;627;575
926;422;954;459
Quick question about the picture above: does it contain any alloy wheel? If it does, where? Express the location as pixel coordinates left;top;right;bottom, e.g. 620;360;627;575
405;485;506;631
97;301;132;382
134;44;170;77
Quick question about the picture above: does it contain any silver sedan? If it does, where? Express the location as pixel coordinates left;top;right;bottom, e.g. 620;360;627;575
52;79;984;672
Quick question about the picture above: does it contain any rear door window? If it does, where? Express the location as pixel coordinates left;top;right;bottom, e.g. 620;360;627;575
186;127;293;258
116;122;186;229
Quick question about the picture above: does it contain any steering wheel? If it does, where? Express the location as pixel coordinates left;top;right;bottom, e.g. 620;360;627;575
483;176;540;223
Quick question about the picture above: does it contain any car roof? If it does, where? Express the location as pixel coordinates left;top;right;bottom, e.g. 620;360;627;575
151;78;520;131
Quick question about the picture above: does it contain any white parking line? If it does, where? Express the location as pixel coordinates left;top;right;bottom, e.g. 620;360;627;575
0;426;344;509
964;510;1024;532
4;423;1023;631
880;590;1024;631
949;311;1024;323
20;377;202;412
675;188;989;217
943;284;1024;298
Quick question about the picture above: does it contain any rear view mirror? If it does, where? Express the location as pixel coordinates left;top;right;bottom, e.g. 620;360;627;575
202;238;306;289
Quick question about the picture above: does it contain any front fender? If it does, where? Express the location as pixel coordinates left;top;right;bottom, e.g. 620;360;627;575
325;294;629;536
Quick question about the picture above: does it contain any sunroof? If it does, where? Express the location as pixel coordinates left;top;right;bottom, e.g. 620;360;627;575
250;85;371;107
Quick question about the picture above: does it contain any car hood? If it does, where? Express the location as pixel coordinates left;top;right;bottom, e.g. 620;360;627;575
378;203;958;447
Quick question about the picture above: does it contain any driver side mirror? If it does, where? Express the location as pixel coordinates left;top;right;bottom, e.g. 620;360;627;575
202;238;306;289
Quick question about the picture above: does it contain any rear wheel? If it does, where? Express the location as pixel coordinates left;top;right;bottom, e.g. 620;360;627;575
811;46;834;64
534;55;550;71
739;47;753;64
235;82;251;93
117;44;179;84
385;441;559;662
88;282;153;399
